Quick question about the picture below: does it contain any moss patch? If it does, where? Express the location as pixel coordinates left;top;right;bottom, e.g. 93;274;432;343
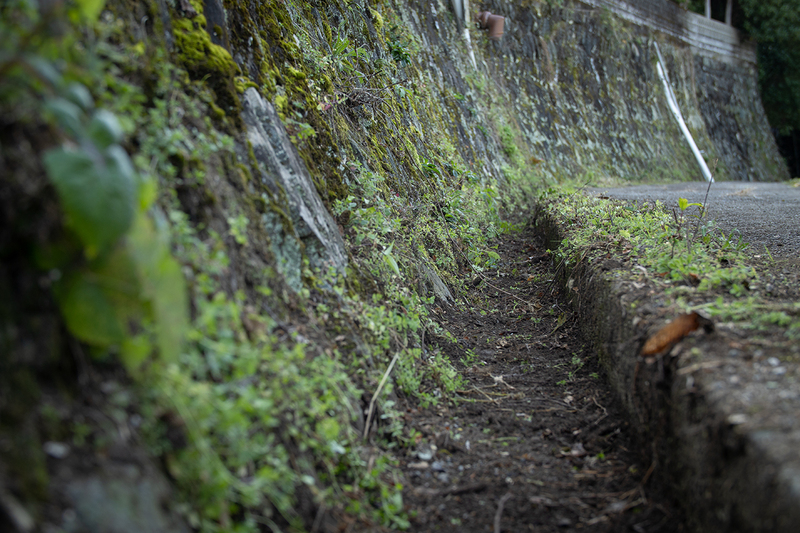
172;2;242;128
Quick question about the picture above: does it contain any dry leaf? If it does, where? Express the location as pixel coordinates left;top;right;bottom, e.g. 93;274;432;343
640;312;713;356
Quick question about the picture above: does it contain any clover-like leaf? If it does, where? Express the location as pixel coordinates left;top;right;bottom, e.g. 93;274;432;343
316;418;340;441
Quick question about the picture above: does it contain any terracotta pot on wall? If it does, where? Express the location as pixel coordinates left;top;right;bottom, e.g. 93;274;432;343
476;11;505;40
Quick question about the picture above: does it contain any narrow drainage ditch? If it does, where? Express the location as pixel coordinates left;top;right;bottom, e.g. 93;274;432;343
399;224;688;532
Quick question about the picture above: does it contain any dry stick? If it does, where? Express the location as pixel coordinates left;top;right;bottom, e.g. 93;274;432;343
591;395;608;415
363;351;400;440
586;396;610;429
310;502;327;533
494;492;513;533
464;386;501;404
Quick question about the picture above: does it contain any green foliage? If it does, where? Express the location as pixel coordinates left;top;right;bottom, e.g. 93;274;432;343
227;213;249;246
388;40;411;65
0;2;189;371
499;124;521;164
43;126;135;258
1;0;541;530
540;185;798;340
72;0;107;22
543;187;753;286
737;0;800;134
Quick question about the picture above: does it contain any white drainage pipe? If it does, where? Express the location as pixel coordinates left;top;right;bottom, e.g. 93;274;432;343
654;42;714;182
452;0;478;70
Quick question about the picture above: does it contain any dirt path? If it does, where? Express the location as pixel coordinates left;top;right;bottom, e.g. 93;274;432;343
399;227;687;532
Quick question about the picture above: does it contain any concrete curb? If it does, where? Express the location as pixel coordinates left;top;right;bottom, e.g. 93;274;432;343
533;202;800;532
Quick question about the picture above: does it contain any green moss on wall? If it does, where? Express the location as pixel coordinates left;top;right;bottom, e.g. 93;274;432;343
172;1;242;128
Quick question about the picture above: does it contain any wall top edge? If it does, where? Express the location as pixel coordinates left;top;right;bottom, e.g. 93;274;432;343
576;0;756;64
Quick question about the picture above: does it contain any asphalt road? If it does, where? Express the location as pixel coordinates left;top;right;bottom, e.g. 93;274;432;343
588;181;800;259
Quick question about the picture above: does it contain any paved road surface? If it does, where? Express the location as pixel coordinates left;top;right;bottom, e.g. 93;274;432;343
589;182;800;259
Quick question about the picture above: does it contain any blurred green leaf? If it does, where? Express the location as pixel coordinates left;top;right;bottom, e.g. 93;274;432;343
73;0;107;22
25;55;62;87
128;212;189;363
54;272;125;346
88;109;123;148
44;144;135;258
65;82;94;111
45;97;85;137
120;334;153;372
384;254;400;275
316;418;340;441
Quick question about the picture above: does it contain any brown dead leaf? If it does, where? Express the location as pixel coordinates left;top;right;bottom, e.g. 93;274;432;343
640;312;713;356
495;338;511;348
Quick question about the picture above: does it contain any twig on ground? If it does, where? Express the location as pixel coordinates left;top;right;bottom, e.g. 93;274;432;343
363;352;400;440
591;396;608;416
494;492;513;533
586;396;610;429
639;460;657;487
491;374;516;390
311;502;327;533
464;386;501;404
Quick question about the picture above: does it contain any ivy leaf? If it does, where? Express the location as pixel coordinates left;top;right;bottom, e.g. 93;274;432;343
44;144;135;258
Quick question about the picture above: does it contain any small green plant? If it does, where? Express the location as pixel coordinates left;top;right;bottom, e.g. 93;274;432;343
388;40;411;65
285;111;317;145
421;157;441;178
499;124;520;162
540;184;798;347
227;213;249;246
461;348;479;366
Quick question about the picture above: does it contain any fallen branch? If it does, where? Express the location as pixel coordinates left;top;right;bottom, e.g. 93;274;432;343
494;492;513;533
363;352;401;440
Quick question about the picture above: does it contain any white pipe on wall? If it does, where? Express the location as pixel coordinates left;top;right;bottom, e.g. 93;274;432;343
654;42;714;182
462;0;477;70
451;0;477;70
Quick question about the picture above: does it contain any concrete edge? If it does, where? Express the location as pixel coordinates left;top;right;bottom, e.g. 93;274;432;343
532;203;800;532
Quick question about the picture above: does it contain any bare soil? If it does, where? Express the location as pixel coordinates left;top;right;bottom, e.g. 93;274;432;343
399;227;687;532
